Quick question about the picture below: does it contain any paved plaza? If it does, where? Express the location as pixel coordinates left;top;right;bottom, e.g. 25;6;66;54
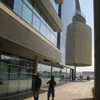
25;80;94;100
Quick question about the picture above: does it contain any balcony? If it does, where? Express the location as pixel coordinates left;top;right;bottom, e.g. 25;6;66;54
28;0;62;32
1;0;58;46
0;1;61;63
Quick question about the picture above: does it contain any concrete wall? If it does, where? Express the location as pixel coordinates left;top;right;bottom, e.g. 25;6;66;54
66;22;92;66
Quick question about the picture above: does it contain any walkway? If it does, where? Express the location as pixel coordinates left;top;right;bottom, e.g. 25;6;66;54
25;80;94;100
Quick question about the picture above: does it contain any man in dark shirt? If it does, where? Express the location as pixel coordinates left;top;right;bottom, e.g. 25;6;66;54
33;73;41;100
47;76;56;100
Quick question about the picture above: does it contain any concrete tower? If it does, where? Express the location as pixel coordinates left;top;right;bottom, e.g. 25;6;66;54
65;0;92;66
75;0;81;13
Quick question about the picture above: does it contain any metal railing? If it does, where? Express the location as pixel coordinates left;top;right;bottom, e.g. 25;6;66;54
13;0;57;46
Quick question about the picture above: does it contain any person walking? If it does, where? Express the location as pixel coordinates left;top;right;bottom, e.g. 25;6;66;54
47;76;56;100
33;73;42;100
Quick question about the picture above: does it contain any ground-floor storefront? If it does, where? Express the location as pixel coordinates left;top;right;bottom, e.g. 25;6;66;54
0;52;75;100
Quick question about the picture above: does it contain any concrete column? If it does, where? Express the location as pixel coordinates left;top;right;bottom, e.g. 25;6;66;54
33;57;38;74
74;66;76;80
94;0;100;99
57;4;62;49
32;57;38;91
72;69;74;81
59;68;62;79
66;68;67;79
51;64;53;77
70;69;72;80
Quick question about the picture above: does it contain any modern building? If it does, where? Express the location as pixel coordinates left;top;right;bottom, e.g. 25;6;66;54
0;0;65;99
82;71;94;79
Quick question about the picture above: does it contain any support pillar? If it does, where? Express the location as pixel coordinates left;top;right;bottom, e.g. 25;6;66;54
70;69;72;80
57;4;62;49
94;0;100;99
51;64;53;78
33;57;38;74
59;68;62;80
74;66;76;80
72;69;74;81
66;68;67;79
32;57;38;91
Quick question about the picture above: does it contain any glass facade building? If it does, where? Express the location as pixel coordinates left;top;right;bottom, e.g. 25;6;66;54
0;53;33;97
0;0;75;99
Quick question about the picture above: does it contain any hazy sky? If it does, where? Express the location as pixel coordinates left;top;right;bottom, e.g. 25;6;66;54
77;0;94;72
80;0;94;64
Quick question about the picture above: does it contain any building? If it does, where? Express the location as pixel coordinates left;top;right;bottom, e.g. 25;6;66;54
82;71;94;79
0;0;64;99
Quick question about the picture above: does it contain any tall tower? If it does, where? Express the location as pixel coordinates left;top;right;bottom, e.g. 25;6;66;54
75;0;81;13
65;0;92;66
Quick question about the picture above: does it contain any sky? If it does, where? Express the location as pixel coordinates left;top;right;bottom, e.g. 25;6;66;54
77;0;94;72
61;0;94;72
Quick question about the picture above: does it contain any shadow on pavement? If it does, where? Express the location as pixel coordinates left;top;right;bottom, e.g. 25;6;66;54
74;98;93;100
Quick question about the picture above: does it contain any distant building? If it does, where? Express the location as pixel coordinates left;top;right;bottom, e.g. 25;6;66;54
82;71;94;79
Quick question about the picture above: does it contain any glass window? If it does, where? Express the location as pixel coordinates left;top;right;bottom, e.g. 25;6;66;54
19;68;32;80
0;62;8;97
26;69;32;79
13;0;23;16
0;54;33;97
13;0;57;46
33;14;41;31
9;65;19;80
38;64;51;88
40;23;47;36
0;62;8;80
52;67;60;84
22;4;33;25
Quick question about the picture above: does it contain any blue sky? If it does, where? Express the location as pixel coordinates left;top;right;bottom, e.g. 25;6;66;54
77;0;94;72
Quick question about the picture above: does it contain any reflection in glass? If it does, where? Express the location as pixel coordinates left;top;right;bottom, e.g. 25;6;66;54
14;0;22;16
33;14;41;31
0;54;33;97
23;4;33;24
38;64;51;88
13;0;57;46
